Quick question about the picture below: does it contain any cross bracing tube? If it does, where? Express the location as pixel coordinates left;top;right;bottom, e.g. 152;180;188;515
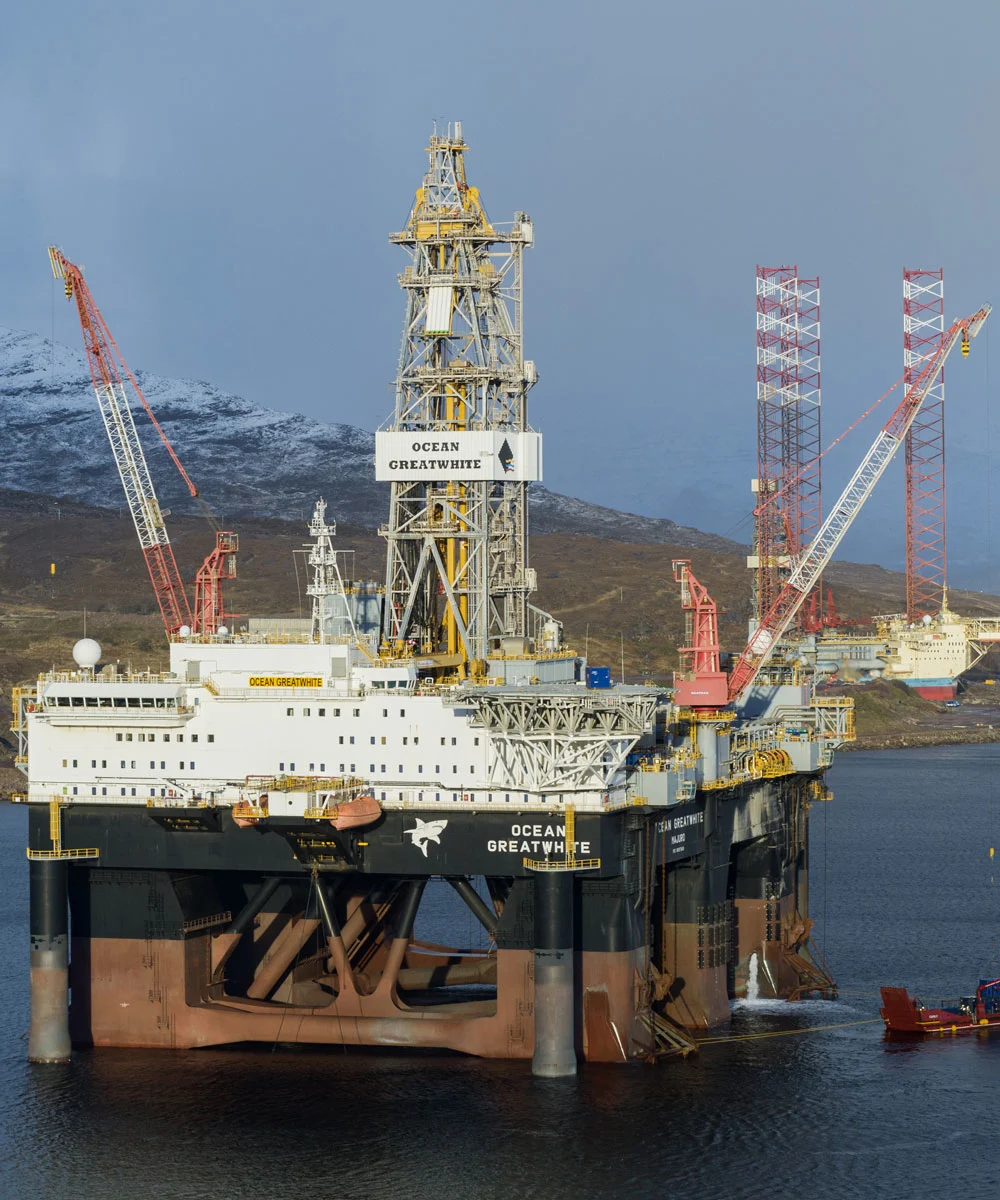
728;305;991;702
461;690;659;793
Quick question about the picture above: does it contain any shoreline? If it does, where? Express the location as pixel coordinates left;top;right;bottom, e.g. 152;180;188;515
842;727;1000;752
823;679;1000;754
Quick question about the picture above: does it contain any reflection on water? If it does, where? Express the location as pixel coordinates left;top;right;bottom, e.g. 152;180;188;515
3;745;1000;1198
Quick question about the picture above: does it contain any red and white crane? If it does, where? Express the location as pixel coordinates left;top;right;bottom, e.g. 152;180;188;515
671;559;728;706
49;247;237;637
726;303;991;703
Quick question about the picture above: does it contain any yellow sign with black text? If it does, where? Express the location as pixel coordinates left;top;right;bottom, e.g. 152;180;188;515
248;676;323;688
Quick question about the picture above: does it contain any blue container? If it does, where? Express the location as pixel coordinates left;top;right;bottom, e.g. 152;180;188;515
587;666;612;689
979;979;1000;1013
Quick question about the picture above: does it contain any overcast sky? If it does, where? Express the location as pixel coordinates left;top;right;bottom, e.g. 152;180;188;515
2;1;998;579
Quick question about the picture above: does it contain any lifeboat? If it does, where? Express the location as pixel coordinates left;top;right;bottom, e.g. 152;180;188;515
330;790;381;830
880;977;1000;1036
232;797;269;828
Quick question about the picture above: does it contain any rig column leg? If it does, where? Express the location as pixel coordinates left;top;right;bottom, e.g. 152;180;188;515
28;859;71;1063
532;871;576;1078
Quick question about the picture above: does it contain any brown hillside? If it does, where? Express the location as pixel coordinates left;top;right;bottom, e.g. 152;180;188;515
4;493;1000;755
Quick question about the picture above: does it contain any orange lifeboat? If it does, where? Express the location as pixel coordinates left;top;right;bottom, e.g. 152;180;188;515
232;796;268;828
330;790;382;830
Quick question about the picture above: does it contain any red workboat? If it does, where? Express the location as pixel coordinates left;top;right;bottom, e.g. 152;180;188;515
880;976;1000;1036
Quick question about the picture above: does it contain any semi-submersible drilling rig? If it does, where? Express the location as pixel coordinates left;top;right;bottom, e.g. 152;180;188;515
17;126;988;1074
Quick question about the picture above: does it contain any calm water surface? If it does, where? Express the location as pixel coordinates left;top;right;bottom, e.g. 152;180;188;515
2;746;1000;1199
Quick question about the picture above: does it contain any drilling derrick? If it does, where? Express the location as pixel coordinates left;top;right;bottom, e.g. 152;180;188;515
903;268;946;619
752;267;822;630
377;124;540;674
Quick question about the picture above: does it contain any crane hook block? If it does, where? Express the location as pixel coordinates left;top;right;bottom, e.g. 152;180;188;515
962;330;970;357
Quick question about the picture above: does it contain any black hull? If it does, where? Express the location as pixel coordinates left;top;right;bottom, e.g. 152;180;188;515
26;774;834;1064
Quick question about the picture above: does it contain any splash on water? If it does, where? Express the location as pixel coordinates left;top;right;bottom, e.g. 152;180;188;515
747;951;760;1002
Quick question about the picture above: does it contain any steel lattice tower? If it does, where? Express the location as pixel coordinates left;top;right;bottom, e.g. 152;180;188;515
903;268;946;619
753;267;822;624
378;124;538;670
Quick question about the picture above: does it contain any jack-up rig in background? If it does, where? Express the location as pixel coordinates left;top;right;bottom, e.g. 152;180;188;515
751;267;828;633
797;269;1000;698
47;247;238;637
673;303;993;707
750;267;850;638
904;267;948;622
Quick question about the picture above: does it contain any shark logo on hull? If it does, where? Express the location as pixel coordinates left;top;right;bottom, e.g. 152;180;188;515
406;818;449;857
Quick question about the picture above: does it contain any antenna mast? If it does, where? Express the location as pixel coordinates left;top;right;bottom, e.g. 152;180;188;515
306;499;356;643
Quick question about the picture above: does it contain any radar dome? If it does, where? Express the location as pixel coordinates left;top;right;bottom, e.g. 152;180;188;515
217;625;229;637
73;638;102;669
178;625;192;638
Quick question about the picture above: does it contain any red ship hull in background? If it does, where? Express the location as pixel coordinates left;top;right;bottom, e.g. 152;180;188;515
880;978;1000;1036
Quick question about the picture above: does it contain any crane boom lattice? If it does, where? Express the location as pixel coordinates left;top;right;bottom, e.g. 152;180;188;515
48;247;193;636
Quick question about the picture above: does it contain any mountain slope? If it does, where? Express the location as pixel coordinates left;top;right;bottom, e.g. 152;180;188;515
0;327;380;524
0;326;745;553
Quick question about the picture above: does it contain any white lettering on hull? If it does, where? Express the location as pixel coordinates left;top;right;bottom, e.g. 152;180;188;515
486;825;591;855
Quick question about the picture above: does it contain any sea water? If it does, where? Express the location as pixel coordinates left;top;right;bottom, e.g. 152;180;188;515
1;745;999;1198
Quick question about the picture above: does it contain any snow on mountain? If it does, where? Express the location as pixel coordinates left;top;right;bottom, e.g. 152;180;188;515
0;326;743;551
0;327;383;526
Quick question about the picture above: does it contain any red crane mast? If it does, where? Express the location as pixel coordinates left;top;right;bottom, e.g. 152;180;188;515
193;532;239;635
49;248;236;637
671;559;728;707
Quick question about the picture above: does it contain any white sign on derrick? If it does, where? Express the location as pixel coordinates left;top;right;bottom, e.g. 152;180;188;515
375;431;542;482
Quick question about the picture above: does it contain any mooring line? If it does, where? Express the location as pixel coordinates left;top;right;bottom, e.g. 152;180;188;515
696;1018;884;1045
